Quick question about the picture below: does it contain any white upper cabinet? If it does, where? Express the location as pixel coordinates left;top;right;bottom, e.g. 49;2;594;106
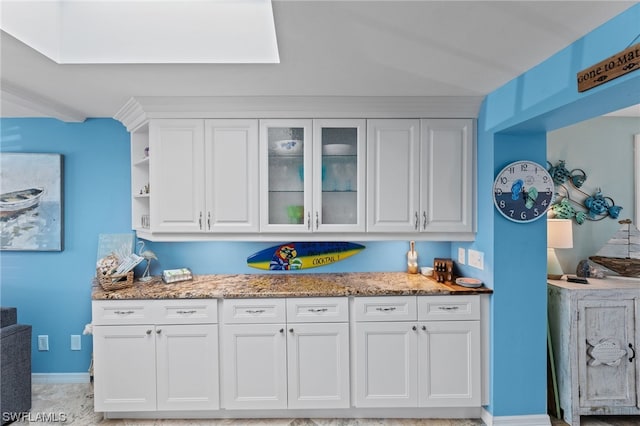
150;119;205;233
260;119;366;233
204;119;259;232
367;119;420;232
260;119;313;232
313;119;366;233
148;119;259;234
420;119;474;233
367;119;474;234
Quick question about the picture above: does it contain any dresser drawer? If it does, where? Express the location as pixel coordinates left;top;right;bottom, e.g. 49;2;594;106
354;296;417;322
222;298;286;324
154;299;218;324
92;300;154;325
286;297;348;323
418;295;480;321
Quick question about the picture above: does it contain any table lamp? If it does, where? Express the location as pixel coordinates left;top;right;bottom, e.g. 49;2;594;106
547;218;573;279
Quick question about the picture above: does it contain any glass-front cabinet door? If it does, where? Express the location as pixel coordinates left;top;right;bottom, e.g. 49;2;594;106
313;119;365;232
259;119;365;233
260;119;313;232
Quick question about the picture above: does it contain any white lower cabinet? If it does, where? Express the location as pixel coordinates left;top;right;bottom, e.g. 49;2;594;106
354;296;481;408
93;294;483;417
221;297;350;410
92;300;220;412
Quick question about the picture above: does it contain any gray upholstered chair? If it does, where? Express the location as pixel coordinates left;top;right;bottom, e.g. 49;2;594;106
0;307;31;424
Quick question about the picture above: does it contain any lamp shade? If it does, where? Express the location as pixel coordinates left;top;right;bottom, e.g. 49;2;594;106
547;218;573;249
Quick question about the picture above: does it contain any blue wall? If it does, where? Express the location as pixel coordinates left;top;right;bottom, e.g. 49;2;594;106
458;4;640;417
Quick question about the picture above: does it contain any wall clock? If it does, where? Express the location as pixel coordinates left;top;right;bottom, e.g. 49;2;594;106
493;160;554;223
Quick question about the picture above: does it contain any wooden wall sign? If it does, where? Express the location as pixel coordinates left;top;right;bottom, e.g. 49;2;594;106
577;43;640;92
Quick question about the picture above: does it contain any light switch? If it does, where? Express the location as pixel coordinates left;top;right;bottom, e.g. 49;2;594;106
458;247;466;265
38;335;49;351
468;249;484;270
71;335;81;351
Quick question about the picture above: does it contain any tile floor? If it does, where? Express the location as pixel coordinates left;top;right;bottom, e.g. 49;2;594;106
21;383;640;426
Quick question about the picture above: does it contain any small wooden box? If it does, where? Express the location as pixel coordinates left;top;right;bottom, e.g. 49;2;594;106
433;258;454;283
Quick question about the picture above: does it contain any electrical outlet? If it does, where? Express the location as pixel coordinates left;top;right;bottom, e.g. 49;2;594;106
468;249;484;270
458;247;466;265
38;335;49;351
71;335;81;351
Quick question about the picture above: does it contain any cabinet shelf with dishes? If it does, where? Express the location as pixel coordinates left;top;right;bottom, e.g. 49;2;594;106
130;123;150;232
260;119;366;233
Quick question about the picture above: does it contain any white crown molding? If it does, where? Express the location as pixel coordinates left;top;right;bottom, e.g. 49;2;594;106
113;96;482;132
1;80;86;122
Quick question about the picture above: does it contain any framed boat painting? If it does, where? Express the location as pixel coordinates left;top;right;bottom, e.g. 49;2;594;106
0;153;64;251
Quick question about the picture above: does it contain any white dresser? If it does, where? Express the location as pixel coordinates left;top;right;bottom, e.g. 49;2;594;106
548;277;640;426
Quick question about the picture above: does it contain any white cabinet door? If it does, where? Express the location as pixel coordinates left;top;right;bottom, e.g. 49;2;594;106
354;321;418;407
313;119;366;232
221;323;287;409
417;320;481;407
156;324;220;411
366;119;420;232
260;119;313;232
420;119;474;233
577;299;636;408
93;325;157;412
150;119;205;233
204;119;259;232
287;322;350;409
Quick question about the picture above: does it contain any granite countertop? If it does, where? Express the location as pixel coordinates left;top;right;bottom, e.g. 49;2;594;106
92;272;492;300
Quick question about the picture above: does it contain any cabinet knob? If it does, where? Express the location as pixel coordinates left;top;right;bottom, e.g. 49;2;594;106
156;329;162;335
422;325;427;331
289;328;294;333
279;328;284;334
412;325;417;331
146;329;152;335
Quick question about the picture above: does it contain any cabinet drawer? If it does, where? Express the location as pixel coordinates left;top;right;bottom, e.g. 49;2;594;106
92;300;154;325
286;297;348;323
222;298;286;323
154;299;218;324
418;295;480;321
354;296;417;322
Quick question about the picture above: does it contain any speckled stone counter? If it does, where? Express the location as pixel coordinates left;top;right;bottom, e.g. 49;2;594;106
92;272;492;300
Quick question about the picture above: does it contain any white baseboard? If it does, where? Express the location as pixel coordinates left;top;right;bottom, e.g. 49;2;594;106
481;408;551;426
32;373;91;384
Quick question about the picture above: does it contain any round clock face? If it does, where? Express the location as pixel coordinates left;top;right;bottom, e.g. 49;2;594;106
493;160;554;223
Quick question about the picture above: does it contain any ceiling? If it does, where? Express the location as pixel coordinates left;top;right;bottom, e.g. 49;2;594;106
0;1;637;121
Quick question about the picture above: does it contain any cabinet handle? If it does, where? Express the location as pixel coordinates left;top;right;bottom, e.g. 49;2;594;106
375;307;396;312
307;211;311;230
414;211;419;230
308;308;328;313
176;310;197;315
207;212;211;230
146;329;152;335
422;211;427;230
630;343;636;362
156;329;162;334
114;310;135;315
438;306;460;311
199;212;203;230
245;309;265;314
315;211;319;230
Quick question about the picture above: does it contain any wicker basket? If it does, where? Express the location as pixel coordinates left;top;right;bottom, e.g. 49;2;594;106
97;269;134;291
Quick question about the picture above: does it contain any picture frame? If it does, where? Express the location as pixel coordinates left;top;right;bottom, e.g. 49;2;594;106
0;153;64;251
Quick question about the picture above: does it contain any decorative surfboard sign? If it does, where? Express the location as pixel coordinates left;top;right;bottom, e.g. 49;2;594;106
247;242;365;271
